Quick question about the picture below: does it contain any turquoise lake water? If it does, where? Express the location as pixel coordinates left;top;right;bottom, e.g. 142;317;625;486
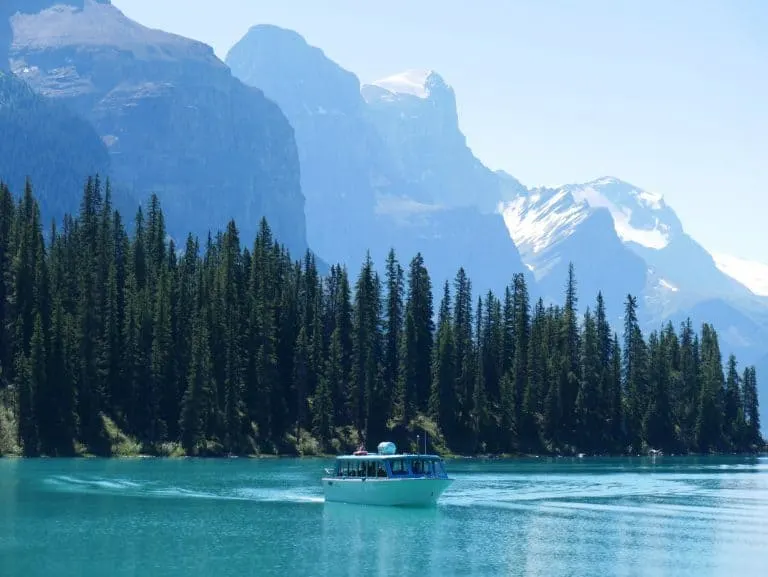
1;456;767;576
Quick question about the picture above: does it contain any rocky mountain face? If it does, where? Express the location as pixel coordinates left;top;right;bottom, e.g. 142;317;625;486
0;70;137;224
501;176;768;377
227;26;530;296
4;0;308;256
361;70;503;213
225;25;381;271
501;184;648;324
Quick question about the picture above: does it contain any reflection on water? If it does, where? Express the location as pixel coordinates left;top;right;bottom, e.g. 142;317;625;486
321;502;442;576
1;456;767;576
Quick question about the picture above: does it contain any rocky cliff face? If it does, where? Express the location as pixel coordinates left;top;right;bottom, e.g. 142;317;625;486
502;186;648;321
362;71;503;213
0;70;131;222
227;26;530;295
7;1;307;255
226;25;382;268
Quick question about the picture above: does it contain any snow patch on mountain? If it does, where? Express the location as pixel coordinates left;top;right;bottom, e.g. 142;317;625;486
500;188;589;255
566;179;672;250
659;278;679;292
368;69;442;99
713;253;768;297
375;194;444;217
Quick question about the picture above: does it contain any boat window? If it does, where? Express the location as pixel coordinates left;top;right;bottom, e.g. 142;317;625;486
411;459;433;476
377;463;387;477
390;459;407;475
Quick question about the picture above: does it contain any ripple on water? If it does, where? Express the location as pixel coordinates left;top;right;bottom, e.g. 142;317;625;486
6;457;768;577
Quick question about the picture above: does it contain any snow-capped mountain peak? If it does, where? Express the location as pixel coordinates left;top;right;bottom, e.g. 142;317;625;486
563;177;682;250
366;69;448;100
500;187;590;256
588;176;664;210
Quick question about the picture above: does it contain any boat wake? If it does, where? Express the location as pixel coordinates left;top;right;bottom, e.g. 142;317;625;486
44;474;325;505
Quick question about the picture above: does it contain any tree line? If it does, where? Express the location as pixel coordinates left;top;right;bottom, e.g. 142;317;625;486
0;177;762;457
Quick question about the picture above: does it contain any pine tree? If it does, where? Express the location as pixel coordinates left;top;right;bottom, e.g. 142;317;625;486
471;296;488;451
622;294;646;449
609;333;624;449
743;365;761;447
430;281;456;441
576;309;600;452
400;253;433;419
0;183;14;390
512;274;536;449
453;267;474;447
351;253;383;443
561;263;580;441
383;249;404;421
696;324;724;452
643;330;674;451
179;309;215;455
723;354;742;448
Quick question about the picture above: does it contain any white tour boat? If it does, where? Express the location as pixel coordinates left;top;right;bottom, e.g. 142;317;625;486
321;441;453;507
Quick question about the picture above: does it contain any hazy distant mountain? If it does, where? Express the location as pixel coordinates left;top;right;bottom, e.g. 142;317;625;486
361;69;503;213
713;253;768;297
227;25;530;295
5;0;308;255
563;177;750;301
501;183;647;323
501;176;768;375
226;23;768;395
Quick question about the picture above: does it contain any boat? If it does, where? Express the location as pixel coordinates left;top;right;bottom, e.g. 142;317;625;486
321;441;453;507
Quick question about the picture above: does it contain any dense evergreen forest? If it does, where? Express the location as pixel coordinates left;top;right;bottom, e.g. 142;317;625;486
0;177;763;458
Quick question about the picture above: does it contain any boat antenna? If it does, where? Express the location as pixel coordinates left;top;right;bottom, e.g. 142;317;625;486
425;429;428;455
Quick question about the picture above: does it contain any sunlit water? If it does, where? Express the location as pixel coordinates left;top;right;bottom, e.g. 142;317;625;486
2;456;768;576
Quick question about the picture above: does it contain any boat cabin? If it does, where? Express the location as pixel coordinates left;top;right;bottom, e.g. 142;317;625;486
332;442;449;480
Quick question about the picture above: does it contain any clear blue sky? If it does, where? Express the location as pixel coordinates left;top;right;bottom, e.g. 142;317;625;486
113;0;767;262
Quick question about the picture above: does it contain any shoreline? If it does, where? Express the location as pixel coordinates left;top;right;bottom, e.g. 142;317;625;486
2;450;766;460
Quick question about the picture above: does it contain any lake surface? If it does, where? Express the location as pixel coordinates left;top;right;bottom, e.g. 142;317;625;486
1;456;767;576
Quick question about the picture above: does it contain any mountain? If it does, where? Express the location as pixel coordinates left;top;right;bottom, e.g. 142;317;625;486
501;183;647;323
226;24;767;401
713;253;768;297
361;70;503;213
566;178;750;302
0;70;136;223
4;0;308;256
227;25;529;296
501;176;768;371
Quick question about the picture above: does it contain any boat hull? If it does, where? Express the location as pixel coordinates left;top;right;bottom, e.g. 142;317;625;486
321;477;453;507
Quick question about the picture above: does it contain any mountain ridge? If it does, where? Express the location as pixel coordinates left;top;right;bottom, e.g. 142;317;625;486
5;1;309;256
226;26;531;298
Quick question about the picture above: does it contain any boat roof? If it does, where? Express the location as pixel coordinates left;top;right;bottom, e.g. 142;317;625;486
335;453;444;461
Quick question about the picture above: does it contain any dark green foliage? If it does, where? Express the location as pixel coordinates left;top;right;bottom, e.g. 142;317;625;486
0;178;763;456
